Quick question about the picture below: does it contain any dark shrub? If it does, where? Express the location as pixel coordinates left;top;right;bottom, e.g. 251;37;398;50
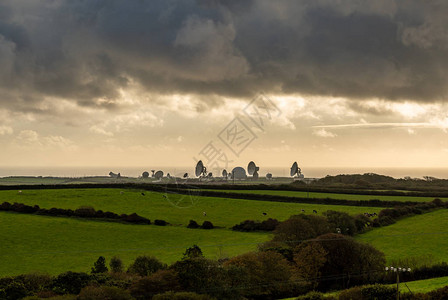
0;201;11;210
122;213;151;224
154;219;167;226
51;271;91;295
354;214;371;232
74;206;96;218
260;218;280;231
95;210;105;218
152;291;215;300
110;256;124;273
339;286;362;300
432;198;444;206
130;269;181;300
78;286;133;300
127;256;167;276
361;284;396;299
201;221;214;229
183;245;204;259
324;210;357;235
0;281;28;300
104;211;120;219
187;220;200;229
377;215;396;226
426;286;448;300
91;256;108;274
232;220;256;231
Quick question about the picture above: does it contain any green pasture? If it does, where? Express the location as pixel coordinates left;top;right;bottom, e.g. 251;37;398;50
203;189;443;203
0;212;268;276
358;209;448;263
0;188;382;228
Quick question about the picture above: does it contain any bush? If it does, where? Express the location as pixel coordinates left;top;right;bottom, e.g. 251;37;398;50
339;286;362;300
232;218;279;232
74;206;96;218
130;269;181;300
91;256;108;274
152;291;216;300
127;256;167;276
154;219;167;226
339;284;396;300
187;220;200;229
122;213;151;224
51;272;91;295
110;256;124;273
0;281;28;300
78;286;133;300
200;221;214;229
361;284;396;299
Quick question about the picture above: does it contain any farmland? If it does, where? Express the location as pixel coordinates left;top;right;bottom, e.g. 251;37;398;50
198;189;444;203
0;188;383;228
357;209;448;263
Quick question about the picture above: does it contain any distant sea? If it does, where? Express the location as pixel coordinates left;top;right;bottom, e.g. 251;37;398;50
0;166;447;180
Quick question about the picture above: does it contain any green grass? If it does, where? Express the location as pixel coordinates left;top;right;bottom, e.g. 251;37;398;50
317;277;448;299
0;189;383;228
395;276;448;294
357;209;448;263
0;212;269;276
203;189;443;203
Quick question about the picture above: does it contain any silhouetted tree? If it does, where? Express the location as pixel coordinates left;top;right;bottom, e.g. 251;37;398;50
91;256;108;274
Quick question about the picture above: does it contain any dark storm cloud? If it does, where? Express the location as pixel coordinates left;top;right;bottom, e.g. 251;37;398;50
1;0;448;113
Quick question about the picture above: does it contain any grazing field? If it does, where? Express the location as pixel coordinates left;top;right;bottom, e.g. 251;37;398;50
357;209;448;263
0;212;269;276
393;276;448;294
202;189;443;203
0;189;382;228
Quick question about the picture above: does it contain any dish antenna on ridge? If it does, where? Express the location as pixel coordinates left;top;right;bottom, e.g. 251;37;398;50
195;160;207;177
154;170;164;180
222;169;228;179
290;162;304;179
151;170;155;177
266;173;273;180
247;161;260;180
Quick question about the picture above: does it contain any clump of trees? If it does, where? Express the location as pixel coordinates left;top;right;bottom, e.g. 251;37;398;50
232;218;279;232
0;202;152;225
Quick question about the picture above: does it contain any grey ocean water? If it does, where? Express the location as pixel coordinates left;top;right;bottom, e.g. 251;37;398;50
0;166;447;179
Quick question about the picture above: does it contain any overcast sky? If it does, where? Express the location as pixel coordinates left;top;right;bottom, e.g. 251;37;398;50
1;0;448;173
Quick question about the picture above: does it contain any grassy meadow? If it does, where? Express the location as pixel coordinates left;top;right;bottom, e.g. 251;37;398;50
201;189;444;203
0;212;268;276
357;209;448;263
1;187;447;280
0;188;383;228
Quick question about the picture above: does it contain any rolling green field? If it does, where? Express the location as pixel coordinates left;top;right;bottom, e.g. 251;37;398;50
0;188;383;228
357;209;448;263
393;276;448;294
1;187;446;280
202;189;443;203
316;276;448;299
0;212;268;276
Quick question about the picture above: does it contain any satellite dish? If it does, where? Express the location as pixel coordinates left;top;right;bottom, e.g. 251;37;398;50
167;173;171;179
151;170;155;177
222;169;228;178
195;160;207;177
247;161;260;179
207;172;213;178
266;173;272;180
290;162;299;177
183;173;189;178
290;162;305;179
154;170;164;180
